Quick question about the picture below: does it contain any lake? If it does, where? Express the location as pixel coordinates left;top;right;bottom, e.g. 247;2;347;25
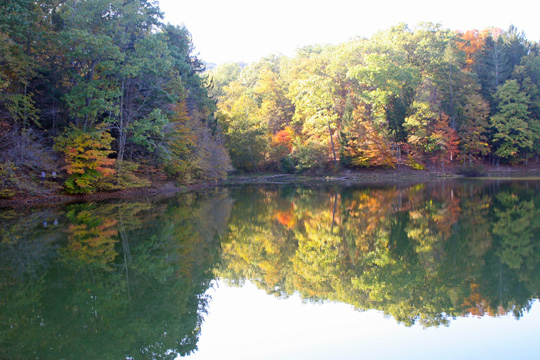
1;180;539;359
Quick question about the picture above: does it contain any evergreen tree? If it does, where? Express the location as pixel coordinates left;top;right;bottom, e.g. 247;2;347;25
476;34;512;110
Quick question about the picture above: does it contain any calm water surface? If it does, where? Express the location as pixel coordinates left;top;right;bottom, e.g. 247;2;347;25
1;180;539;359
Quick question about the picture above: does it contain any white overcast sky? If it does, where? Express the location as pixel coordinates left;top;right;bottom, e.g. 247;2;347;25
158;0;540;65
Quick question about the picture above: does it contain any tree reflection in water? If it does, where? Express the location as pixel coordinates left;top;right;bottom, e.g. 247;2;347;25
0;181;539;358
0;190;230;359
218;181;540;327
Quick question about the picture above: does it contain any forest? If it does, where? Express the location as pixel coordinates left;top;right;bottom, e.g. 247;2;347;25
210;24;540;173
0;0;231;197
2;0;540;198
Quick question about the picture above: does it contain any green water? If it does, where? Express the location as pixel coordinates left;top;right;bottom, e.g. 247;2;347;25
1;180;539;359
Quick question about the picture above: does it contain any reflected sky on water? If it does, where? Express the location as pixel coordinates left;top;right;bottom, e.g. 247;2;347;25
190;281;540;360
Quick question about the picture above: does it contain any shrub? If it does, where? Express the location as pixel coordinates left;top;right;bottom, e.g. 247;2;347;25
457;163;486;177
292;140;328;173
96;161;150;191
278;156;295;173
54;125;116;194
406;155;425;170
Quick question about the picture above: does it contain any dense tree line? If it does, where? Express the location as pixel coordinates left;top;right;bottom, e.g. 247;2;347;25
0;0;231;196
3;10;540;197
210;24;540;173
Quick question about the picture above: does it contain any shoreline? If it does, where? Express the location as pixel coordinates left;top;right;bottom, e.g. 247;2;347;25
0;181;219;209
2;166;540;208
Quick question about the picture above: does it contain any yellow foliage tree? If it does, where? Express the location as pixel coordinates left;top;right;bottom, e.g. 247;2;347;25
54;124;116;194
344;107;396;168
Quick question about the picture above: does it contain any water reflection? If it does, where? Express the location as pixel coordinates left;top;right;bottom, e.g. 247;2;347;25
0;181;539;358
218;181;540;327
0;191;231;359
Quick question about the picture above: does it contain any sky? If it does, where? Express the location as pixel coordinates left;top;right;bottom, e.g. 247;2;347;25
158;0;540;65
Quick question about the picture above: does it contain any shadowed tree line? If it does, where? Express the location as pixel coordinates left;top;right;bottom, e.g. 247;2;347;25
0;0;231;198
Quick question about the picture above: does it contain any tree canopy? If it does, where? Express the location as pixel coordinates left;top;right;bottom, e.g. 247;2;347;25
210;24;540;172
0;0;231;197
2;10;540;194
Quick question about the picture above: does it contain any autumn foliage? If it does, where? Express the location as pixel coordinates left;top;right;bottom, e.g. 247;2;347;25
428;115;460;169
456;30;486;71
164;101;232;184
210;24;540;172
271;126;295;151
344;109;397;168
54;125;116;194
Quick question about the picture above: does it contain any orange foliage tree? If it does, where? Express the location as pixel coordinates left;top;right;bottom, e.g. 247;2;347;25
269;126;296;170
428;115;460;170
456;30;486;71
344;107;396;168
54;124;116;194
271;126;295;151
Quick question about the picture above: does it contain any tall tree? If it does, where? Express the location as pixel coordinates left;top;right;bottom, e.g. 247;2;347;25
290;73;339;164
459;92;491;162
476;33;512;109
490;79;537;161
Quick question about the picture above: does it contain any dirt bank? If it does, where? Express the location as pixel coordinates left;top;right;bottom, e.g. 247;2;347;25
2;165;540;208
0;181;219;208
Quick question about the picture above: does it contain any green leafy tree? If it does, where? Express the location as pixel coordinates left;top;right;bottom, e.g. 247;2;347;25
490;79;537;161
290;74;339;165
0;0;57;127
58;27;122;128
217;82;268;171
209;62;243;98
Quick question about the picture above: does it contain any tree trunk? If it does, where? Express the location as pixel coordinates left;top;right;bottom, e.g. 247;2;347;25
117;79;126;170
117;130;127;166
331;192;338;234
328;123;337;164
448;63;456;130
84;61;97;129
